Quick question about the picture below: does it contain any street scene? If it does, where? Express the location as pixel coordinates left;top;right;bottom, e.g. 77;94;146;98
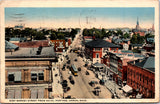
4;7;155;100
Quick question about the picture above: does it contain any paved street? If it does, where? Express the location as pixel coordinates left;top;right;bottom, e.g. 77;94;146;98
59;31;112;99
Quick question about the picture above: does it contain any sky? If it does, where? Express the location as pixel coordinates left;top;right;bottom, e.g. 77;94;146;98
5;7;154;29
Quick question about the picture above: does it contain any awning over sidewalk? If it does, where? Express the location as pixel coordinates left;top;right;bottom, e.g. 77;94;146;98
136;93;142;98
92;62;104;68
122;85;133;93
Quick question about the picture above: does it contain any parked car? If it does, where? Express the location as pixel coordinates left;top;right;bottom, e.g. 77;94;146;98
78;67;81;71
67;60;70;64
69;75;75;85
86;71;89;75
99;80;105;85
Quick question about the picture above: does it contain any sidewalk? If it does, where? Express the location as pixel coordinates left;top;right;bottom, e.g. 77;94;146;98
96;72;126;98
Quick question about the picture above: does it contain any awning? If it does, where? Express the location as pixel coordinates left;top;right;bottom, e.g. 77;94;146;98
92;62;104;68
136;93;142;99
122;85;133;93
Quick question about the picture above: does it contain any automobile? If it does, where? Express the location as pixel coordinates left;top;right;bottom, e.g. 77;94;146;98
99;80;105;85
69;75;75;84
62;65;65;71
67;65;70;69
78;67;81;71
84;64;88;67
67;87;71;91
74;59;77;61
67;60;70;64
89;81;95;87
86;71;89;75
65;95;71;99
55;74;58;77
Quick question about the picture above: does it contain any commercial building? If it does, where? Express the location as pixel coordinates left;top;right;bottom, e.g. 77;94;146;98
102;50;145;86
85;39;120;64
127;57;155;98
5;46;58;99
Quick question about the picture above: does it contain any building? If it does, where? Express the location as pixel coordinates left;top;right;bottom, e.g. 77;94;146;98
102;50;145;86
127;57;155;98
136;17;140;31
50;40;66;52
85;39;120;64
14;40;49;48
9;37;27;44
5;40;19;52
5;46;58;99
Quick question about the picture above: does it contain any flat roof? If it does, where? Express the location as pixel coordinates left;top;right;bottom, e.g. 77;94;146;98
5;47;57;59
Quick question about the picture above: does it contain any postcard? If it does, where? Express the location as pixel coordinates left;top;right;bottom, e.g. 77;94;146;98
0;0;159;103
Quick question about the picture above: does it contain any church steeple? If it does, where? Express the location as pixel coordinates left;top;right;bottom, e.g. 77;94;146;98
137;17;139;25
136;17;140;30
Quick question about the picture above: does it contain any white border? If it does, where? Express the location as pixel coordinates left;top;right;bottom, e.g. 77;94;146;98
0;0;159;103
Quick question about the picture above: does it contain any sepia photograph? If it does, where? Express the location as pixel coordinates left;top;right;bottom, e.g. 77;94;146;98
0;0;159;103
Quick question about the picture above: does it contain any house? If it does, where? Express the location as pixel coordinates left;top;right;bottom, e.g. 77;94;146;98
127;57;155;98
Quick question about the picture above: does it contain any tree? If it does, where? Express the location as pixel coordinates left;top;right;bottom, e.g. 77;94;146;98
57;33;65;39
50;33;57;40
34;31;46;40
130;33;144;44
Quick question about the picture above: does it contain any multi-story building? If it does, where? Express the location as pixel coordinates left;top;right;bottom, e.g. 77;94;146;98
85;39;120;64
127;57;155;98
5;46;58;99
102;50;145;86
50;40;66;52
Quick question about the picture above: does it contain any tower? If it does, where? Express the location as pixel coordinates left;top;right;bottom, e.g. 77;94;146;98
136;17;140;30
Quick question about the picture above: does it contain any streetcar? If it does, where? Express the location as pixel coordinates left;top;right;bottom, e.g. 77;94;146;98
71;64;78;76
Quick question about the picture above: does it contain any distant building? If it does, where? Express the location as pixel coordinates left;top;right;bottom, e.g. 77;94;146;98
9;37;27;44
136;17;140;31
14;40;49;48
127;57;155;98
5;40;19;52
85;39;120;64
50;40;66;52
5;47;58;99
143;44;155;52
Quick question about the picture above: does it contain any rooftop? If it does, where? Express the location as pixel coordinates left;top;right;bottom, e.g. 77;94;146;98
5;47;56;58
130;57;155;73
5;40;19;50
85;39;120;48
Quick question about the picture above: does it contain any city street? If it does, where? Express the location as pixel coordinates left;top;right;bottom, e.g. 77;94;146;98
59;32;112;99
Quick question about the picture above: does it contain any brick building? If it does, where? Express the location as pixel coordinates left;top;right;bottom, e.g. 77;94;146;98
102;50;145;86
50;40;66;52
5;47;58;99
127;57;155;98
85;39;120;64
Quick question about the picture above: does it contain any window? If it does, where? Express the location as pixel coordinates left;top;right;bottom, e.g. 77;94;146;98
147;77;148;85
96;53;99;58
31;73;37;81
95;48;101;51
8;74;14;82
38;73;44;80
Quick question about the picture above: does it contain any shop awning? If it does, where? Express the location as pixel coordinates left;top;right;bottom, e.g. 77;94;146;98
122;85;133;93
92;62;104;68
136;93;142;99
